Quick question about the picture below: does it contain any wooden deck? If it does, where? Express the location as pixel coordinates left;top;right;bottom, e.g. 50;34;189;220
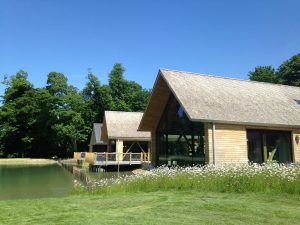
74;152;151;166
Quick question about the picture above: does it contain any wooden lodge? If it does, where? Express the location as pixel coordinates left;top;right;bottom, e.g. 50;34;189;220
75;111;151;168
138;69;300;166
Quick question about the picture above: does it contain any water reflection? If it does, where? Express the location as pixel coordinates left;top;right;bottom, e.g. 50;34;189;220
0;164;74;200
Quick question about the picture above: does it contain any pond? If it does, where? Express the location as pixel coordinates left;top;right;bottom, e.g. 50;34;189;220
0;164;74;200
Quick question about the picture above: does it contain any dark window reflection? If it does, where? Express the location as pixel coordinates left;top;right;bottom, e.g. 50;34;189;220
156;95;205;166
247;129;292;163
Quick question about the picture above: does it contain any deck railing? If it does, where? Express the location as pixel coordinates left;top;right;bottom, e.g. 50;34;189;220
93;152;151;165
74;152;151;165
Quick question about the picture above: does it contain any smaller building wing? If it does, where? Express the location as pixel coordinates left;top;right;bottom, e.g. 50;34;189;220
102;111;151;141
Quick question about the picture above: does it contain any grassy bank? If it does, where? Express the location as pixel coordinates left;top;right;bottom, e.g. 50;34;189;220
0;158;57;165
75;164;300;195
0;191;300;225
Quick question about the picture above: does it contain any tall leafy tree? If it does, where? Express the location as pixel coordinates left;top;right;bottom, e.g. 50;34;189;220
31;88;53;157
248;66;278;83
125;81;151;111
0;70;38;157
108;63;131;111
82;70;113;124
248;53;300;87
278;53;300;86
46;72;87;156
108;63;150;111
46;72;68;96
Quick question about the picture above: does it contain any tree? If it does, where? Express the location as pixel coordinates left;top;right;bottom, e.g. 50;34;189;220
109;63;126;99
30;88;53;157
278;53;300;86
108;63;131;111
46;72;68;96
124;81;150;111
0;70;37;157
108;63;150;111
248;53;300;87
82;70;113;124
46;72;87;156
0;64;150;158
248;66;278;83
2;70;33;103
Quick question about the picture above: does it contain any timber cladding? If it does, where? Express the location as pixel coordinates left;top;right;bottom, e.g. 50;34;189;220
292;131;300;162
206;123;300;164
206;123;248;164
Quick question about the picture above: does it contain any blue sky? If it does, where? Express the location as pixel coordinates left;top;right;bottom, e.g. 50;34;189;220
1;0;300;95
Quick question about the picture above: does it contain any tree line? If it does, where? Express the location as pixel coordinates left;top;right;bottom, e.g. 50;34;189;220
0;63;150;158
248;53;300;86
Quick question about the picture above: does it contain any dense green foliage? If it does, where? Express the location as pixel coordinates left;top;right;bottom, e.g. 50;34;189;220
1;191;300;225
249;53;300;86
0;64;150;158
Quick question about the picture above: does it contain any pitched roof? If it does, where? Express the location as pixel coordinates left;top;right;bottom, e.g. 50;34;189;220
90;123;106;145
103;111;151;140
139;69;300;130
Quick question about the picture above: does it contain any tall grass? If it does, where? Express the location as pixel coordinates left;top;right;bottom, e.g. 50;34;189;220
73;163;300;195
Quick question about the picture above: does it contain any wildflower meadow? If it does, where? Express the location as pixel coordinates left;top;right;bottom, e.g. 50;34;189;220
73;163;300;195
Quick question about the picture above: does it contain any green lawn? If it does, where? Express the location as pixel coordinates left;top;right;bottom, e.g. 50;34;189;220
1;191;300;225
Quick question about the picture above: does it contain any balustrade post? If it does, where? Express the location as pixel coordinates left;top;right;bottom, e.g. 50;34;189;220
105;152;108;166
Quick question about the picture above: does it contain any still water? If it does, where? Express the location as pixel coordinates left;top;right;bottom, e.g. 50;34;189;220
0;164;74;200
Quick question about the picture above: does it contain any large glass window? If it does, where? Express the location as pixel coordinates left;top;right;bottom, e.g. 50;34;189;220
156;95;205;166
247;130;292;163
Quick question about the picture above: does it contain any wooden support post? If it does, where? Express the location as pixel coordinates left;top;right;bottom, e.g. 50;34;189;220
117;152;120;178
129;152;132;165
212;122;216;165
148;141;151;153
116;140;124;161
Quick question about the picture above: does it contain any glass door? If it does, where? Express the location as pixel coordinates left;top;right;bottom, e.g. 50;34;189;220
247;129;292;163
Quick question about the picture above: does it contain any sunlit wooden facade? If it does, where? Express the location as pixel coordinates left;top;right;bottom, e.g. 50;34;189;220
139;69;300;166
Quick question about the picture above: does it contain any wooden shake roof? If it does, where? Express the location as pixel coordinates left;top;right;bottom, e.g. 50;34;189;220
139;69;300;131
101;111;151;141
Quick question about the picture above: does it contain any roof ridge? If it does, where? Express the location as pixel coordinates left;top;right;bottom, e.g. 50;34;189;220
159;68;300;89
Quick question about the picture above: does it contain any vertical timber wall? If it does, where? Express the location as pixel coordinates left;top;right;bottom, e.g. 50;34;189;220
205;123;248;164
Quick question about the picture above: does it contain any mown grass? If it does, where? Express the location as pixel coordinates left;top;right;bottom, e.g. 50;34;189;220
73;164;300;196
2;164;300;224
1;191;300;225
